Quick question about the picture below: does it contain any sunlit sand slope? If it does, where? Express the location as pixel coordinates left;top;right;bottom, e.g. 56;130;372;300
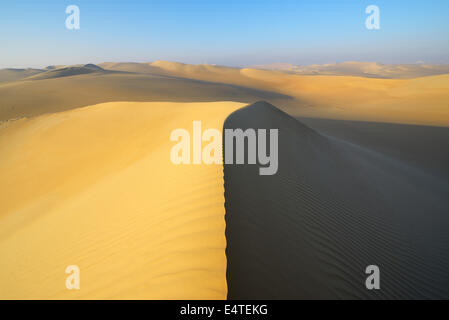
224;101;449;299
0;101;243;299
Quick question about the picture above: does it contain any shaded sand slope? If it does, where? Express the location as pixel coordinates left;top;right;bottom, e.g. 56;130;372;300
224;101;449;299
0;101;243;299
299;118;449;181
0;72;289;121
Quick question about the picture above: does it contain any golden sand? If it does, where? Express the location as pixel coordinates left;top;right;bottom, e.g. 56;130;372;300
0;101;244;299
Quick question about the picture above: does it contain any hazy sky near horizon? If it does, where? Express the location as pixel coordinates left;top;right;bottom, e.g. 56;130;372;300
1;0;449;68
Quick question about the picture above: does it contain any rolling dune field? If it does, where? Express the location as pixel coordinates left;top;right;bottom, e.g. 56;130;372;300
2;62;448;126
0;61;449;299
104;61;449;126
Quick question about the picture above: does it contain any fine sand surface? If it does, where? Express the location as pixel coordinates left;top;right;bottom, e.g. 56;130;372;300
224;101;449;299
0;101;243;299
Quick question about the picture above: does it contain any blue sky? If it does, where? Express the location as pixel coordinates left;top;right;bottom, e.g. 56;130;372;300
1;0;448;68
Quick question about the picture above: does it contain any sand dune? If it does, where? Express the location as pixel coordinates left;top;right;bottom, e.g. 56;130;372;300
0;101;243;299
99;62;165;75
1;60;448;299
225;69;449;126
0;71;288;121
25;64;110;80
0;68;44;83
0;64;106;83
252;61;449;79
224;101;449;299
120;61;449;126
2;61;448;126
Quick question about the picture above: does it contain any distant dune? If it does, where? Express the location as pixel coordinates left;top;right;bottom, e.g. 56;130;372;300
224;101;449;299
26;64;109;80
141;61;449;126
99;62;164;74
0;68;44;83
0;69;289;121
1;61;448;126
251;61;449;79
0;101;243;299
